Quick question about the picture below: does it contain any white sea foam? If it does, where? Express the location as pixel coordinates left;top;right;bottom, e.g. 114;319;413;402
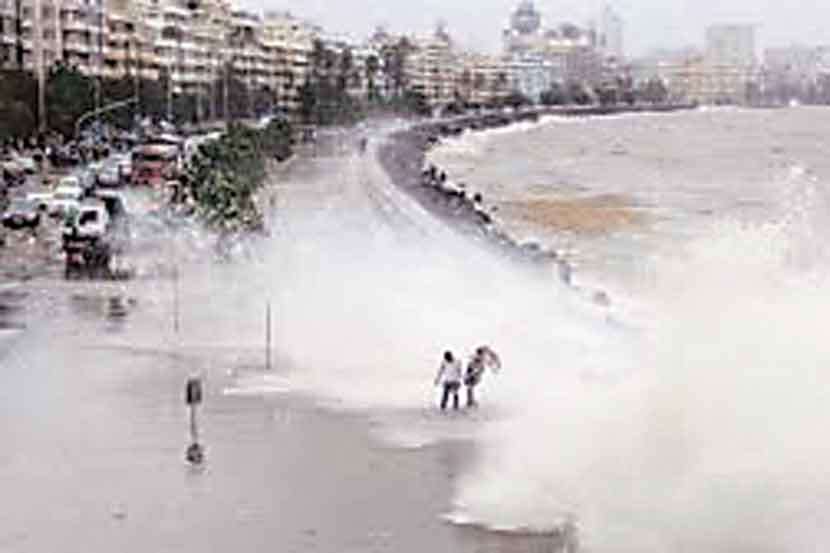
447;189;830;551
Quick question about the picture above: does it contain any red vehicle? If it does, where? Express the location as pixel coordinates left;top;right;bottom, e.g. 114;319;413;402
132;144;180;187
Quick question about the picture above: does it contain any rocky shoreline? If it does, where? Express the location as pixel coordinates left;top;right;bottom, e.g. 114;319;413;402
378;103;693;284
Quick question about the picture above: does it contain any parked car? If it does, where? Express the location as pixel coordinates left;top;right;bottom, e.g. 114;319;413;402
2;197;40;230
50;185;84;219
14;156;37;174
96;165;122;188
62;201;115;279
2;160;25;187
57;176;82;189
50;146;82;168
62;201;110;241
25;191;54;213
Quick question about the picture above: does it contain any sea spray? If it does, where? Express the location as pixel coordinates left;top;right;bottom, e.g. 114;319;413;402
449;210;830;551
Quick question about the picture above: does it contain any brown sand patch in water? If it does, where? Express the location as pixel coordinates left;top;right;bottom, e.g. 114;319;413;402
502;194;647;235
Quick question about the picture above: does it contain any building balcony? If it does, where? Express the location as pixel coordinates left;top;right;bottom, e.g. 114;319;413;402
106;49;131;62
63;40;93;54
61;18;97;33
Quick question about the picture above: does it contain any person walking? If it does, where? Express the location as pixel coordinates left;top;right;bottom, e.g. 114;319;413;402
434;351;462;411
464;348;487;408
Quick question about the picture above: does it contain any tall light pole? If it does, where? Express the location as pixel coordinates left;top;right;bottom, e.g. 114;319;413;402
224;29;234;123
13;0;23;70
165;47;173;122
95;0;104;131
33;0;45;132
164;23;181;124
132;32;140;121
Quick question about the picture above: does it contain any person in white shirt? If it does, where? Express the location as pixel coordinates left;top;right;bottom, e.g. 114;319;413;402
434;350;463;411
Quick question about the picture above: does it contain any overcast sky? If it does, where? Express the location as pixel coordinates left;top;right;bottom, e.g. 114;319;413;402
244;0;830;57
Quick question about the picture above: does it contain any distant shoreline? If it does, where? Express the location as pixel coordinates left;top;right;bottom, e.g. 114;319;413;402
377;103;693;265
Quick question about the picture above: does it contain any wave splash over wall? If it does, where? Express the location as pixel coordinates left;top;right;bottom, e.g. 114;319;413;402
447;172;830;552
217;136;830;552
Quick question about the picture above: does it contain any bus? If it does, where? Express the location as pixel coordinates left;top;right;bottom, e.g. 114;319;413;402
132;143;180;187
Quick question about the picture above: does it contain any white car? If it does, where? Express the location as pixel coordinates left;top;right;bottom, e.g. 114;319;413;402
25;191;55;213
63;202;110;240
97;165;122;188
14;156;37;174
58;176;82;189
50;185;84;218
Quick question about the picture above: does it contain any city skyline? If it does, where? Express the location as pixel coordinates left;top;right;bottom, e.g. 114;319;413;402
244;0;830;57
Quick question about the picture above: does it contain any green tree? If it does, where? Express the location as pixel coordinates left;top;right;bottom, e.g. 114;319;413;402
181;120;292;232
381;37;413;98
46;64;95;137
567;81;592;105
503;90;532;109
365;54;380;102
540;83;567;106
338;47;354;92
594;84;618;106
0;69;37;140
639;77;668;104
0;99;35;141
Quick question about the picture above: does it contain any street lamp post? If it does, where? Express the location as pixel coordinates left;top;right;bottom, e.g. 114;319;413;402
33;0;45;132
13;0;23;69
95;0;103;131
166;51;173;122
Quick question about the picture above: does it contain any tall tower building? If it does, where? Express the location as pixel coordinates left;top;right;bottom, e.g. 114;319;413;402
599;4;623;61
503;0;543;56
510;0;541;36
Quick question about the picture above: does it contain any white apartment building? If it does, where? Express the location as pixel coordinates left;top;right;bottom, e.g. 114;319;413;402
599;4;623;62
457;52;509;105
0;0;321;118
501;54;555;102
262;11;313;116
407;33;458;107
0;0;107;75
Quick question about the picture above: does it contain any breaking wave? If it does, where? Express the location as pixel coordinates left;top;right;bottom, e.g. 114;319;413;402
447;164;830;551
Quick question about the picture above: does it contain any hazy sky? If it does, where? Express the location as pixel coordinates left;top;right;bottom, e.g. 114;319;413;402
244;0;829;56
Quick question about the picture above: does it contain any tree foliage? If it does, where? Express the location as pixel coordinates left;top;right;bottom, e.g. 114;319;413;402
46;64;96;137
0;69;37;140
638;78;669;104
540;82;568;106
182;119;293;232
301;42;365;125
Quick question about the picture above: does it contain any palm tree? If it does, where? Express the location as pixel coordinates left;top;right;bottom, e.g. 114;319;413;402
310;38;326;78
365;54;379;102
337;47;353;92
387;37;413;98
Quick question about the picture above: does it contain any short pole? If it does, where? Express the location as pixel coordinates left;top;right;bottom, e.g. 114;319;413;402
185;377;204;465
173;265;180;335
265;300;272;371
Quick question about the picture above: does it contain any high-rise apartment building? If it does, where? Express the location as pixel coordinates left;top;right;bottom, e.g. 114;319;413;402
0;0;323;119
599;4;623;61
407;28;458;107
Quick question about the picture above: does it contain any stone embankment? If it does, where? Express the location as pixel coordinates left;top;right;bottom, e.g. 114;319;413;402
378;103;693;284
